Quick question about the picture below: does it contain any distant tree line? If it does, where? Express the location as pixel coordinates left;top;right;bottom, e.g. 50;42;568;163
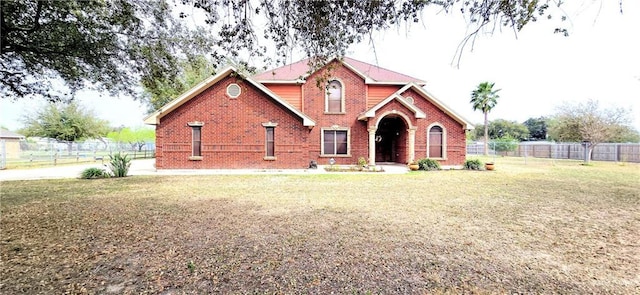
467;99;640;156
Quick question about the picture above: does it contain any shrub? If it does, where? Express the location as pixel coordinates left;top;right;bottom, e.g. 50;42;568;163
108;152;131;177
464;159;483;170
417;158;441;171
357;157;367;167
492;135;519;152
80;167;109;179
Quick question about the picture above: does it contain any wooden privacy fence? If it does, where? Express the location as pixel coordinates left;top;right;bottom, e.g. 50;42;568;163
467;142;640;163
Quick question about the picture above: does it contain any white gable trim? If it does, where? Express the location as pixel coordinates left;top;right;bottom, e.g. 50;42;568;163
404;83;474;130
358;82;474;130
358;90;426;120
144;66;315;127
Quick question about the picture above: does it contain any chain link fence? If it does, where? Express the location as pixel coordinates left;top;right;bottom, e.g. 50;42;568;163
0;140;6;170
1;138;155;169
467;142;640;163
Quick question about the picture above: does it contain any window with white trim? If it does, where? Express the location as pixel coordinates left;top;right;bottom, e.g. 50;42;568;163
405;96;414;104
227;83;241;98
188;121;204;159
262;122;278;160
322;128;349;156
325;80;344;113
265;127;275;158
428;125;445;159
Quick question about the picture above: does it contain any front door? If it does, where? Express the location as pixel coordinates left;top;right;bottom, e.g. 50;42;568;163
375;116;406;163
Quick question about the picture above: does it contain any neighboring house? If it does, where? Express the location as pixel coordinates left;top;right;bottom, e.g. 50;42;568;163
144;57;473;169
0;129;25;159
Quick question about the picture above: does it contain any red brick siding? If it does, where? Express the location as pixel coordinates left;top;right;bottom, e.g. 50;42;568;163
156;74;310;169
302;62;369;166
401;89;467;166
155;65;468;169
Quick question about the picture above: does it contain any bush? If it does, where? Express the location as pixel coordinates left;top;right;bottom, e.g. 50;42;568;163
464;159;483;170
80;167;109;179
492;135;518;152
417;158;441;171
108;152;131;177
357;157;367;167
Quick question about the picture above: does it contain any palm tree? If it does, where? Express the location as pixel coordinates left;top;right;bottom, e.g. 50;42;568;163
471;82;500;155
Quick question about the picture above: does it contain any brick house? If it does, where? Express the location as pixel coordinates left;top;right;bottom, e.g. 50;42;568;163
144;57;473;169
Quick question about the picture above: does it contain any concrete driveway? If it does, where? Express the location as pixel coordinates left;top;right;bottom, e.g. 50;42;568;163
0;159;409;181
0;159;157;181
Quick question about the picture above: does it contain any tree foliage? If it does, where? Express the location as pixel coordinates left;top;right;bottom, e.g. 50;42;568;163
475;119;529;141
492;135;519;152
470;81;500;155
20;102;110;154
523;117;548;141
142;54;216;112
2;0;573;102
107;127;156;151
1;0;212;101
548;99;638;160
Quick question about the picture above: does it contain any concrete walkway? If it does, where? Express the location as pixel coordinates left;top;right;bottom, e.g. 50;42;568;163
0;159;409;181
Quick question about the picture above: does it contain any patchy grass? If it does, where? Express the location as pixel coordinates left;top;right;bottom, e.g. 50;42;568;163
1;160;639;294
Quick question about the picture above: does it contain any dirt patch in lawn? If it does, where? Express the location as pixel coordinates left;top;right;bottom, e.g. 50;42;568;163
1;162;639;293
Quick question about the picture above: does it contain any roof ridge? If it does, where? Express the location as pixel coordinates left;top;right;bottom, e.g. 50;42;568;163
341;57;425;83
254;56;425;84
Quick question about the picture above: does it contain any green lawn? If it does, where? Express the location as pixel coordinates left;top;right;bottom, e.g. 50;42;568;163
1;159;639;293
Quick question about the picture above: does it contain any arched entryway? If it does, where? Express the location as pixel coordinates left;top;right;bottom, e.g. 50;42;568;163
375;116;408;163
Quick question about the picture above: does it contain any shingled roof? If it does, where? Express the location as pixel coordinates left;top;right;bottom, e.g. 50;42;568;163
253;57;426;85
0;129;25;139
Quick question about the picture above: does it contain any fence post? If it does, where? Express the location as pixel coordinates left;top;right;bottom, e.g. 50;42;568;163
492;141;496;163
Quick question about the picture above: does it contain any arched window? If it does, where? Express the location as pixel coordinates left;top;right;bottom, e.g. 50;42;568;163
326;80;344;113
428;125;444;158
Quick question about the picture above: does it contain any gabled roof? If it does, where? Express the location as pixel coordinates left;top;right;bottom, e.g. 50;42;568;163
359;83;474;130
358;91;426;120
0;129;25;139
144;66;316;127
253;57;426;85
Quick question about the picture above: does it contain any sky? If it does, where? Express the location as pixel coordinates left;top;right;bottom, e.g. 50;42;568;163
1;1;639;132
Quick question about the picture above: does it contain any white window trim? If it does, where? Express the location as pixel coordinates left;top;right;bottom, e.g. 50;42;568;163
262;122;278;160
187;121;204;160
320;126;351;157
324;78;345;114
226;83;241;98
426;123;447;160
405;96;414;104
